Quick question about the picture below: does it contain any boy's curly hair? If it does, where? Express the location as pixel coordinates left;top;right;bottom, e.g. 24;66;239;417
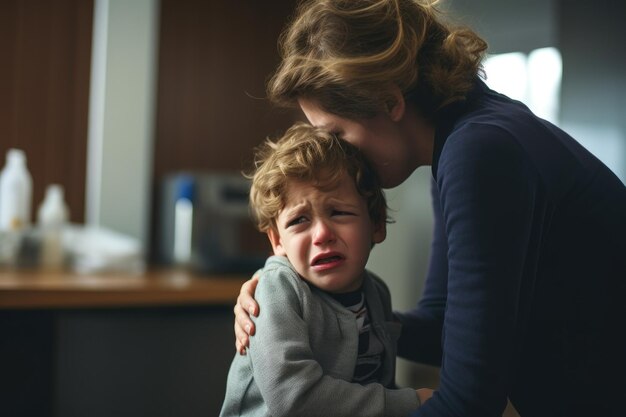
246;122;388;232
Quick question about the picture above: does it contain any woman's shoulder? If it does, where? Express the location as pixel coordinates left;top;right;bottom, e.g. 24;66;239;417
444;87;537;149
439;112;531;181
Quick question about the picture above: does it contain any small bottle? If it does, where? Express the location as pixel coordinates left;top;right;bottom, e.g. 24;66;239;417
38;184;69;269
0;149;33;231
173;175;194;266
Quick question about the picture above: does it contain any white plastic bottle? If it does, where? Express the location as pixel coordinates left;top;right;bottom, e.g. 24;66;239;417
0;149;33;231
38;184;69;269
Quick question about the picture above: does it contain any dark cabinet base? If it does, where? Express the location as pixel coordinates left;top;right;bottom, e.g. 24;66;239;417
1;307;234;417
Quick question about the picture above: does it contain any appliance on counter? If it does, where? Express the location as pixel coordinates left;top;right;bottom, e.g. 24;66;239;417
157;172;269;274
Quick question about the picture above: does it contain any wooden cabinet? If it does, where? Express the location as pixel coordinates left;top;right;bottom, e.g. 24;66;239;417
0;0;93;223
0;268;247;417
153;0;300;177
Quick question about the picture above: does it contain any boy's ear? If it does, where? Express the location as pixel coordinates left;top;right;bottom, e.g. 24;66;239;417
388;85;406;122
372;219;387;244
267;228;287;256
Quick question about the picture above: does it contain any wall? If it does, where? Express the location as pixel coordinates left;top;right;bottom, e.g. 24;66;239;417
558;0;626;182
85;0;301;255
365;167;436;387
149;0;298;261
446;0;556;54
86;0;160;248
0;0;93;223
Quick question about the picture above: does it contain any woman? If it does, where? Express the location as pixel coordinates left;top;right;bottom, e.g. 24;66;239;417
234;0;626;415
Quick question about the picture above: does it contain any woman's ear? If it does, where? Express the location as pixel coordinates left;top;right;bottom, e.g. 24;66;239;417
267;228;286;256
388;85;406;122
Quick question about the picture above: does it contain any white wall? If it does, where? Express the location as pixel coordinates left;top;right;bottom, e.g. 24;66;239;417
365;167;436;386
366;167;434;312
86;0;160;251
558;1;626;183
445;0;556;54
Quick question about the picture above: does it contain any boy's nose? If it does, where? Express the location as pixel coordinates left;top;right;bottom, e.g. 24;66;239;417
312;219;336;245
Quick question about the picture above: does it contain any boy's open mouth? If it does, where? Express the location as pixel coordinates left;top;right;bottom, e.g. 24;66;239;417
311;253;344;266
313;255;343;265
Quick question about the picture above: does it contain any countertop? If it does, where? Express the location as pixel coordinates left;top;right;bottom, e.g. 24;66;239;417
0;268;248;309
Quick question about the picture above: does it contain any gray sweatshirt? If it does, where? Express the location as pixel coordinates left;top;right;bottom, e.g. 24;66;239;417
219;255;420;417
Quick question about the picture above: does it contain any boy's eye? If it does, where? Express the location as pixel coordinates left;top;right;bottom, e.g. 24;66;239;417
332;210;354;216
286;216;307;228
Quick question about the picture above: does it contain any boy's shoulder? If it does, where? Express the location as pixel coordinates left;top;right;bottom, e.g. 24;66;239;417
253;255;325;320
260;258;389;292
254;257;392;312
255;256;310;300
258;255;299;282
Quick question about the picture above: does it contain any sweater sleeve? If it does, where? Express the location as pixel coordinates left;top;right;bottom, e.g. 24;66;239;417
410;124;537;417
250;263;420;417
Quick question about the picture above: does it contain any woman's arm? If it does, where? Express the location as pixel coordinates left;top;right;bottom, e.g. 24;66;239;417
410;126;537;417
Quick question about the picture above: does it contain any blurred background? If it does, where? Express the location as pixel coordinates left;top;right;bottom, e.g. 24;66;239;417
1;0;624;416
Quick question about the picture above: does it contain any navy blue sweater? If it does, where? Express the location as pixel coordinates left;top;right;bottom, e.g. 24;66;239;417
398;80;626;417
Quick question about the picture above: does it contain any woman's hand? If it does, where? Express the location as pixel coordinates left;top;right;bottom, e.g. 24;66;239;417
234;274;260;354
416;388;434;405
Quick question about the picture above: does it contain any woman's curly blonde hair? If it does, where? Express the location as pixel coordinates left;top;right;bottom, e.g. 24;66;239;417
246;122;388;232
267;0;487;119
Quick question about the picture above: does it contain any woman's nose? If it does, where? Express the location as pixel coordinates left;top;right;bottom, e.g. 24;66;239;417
312;219;336;245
